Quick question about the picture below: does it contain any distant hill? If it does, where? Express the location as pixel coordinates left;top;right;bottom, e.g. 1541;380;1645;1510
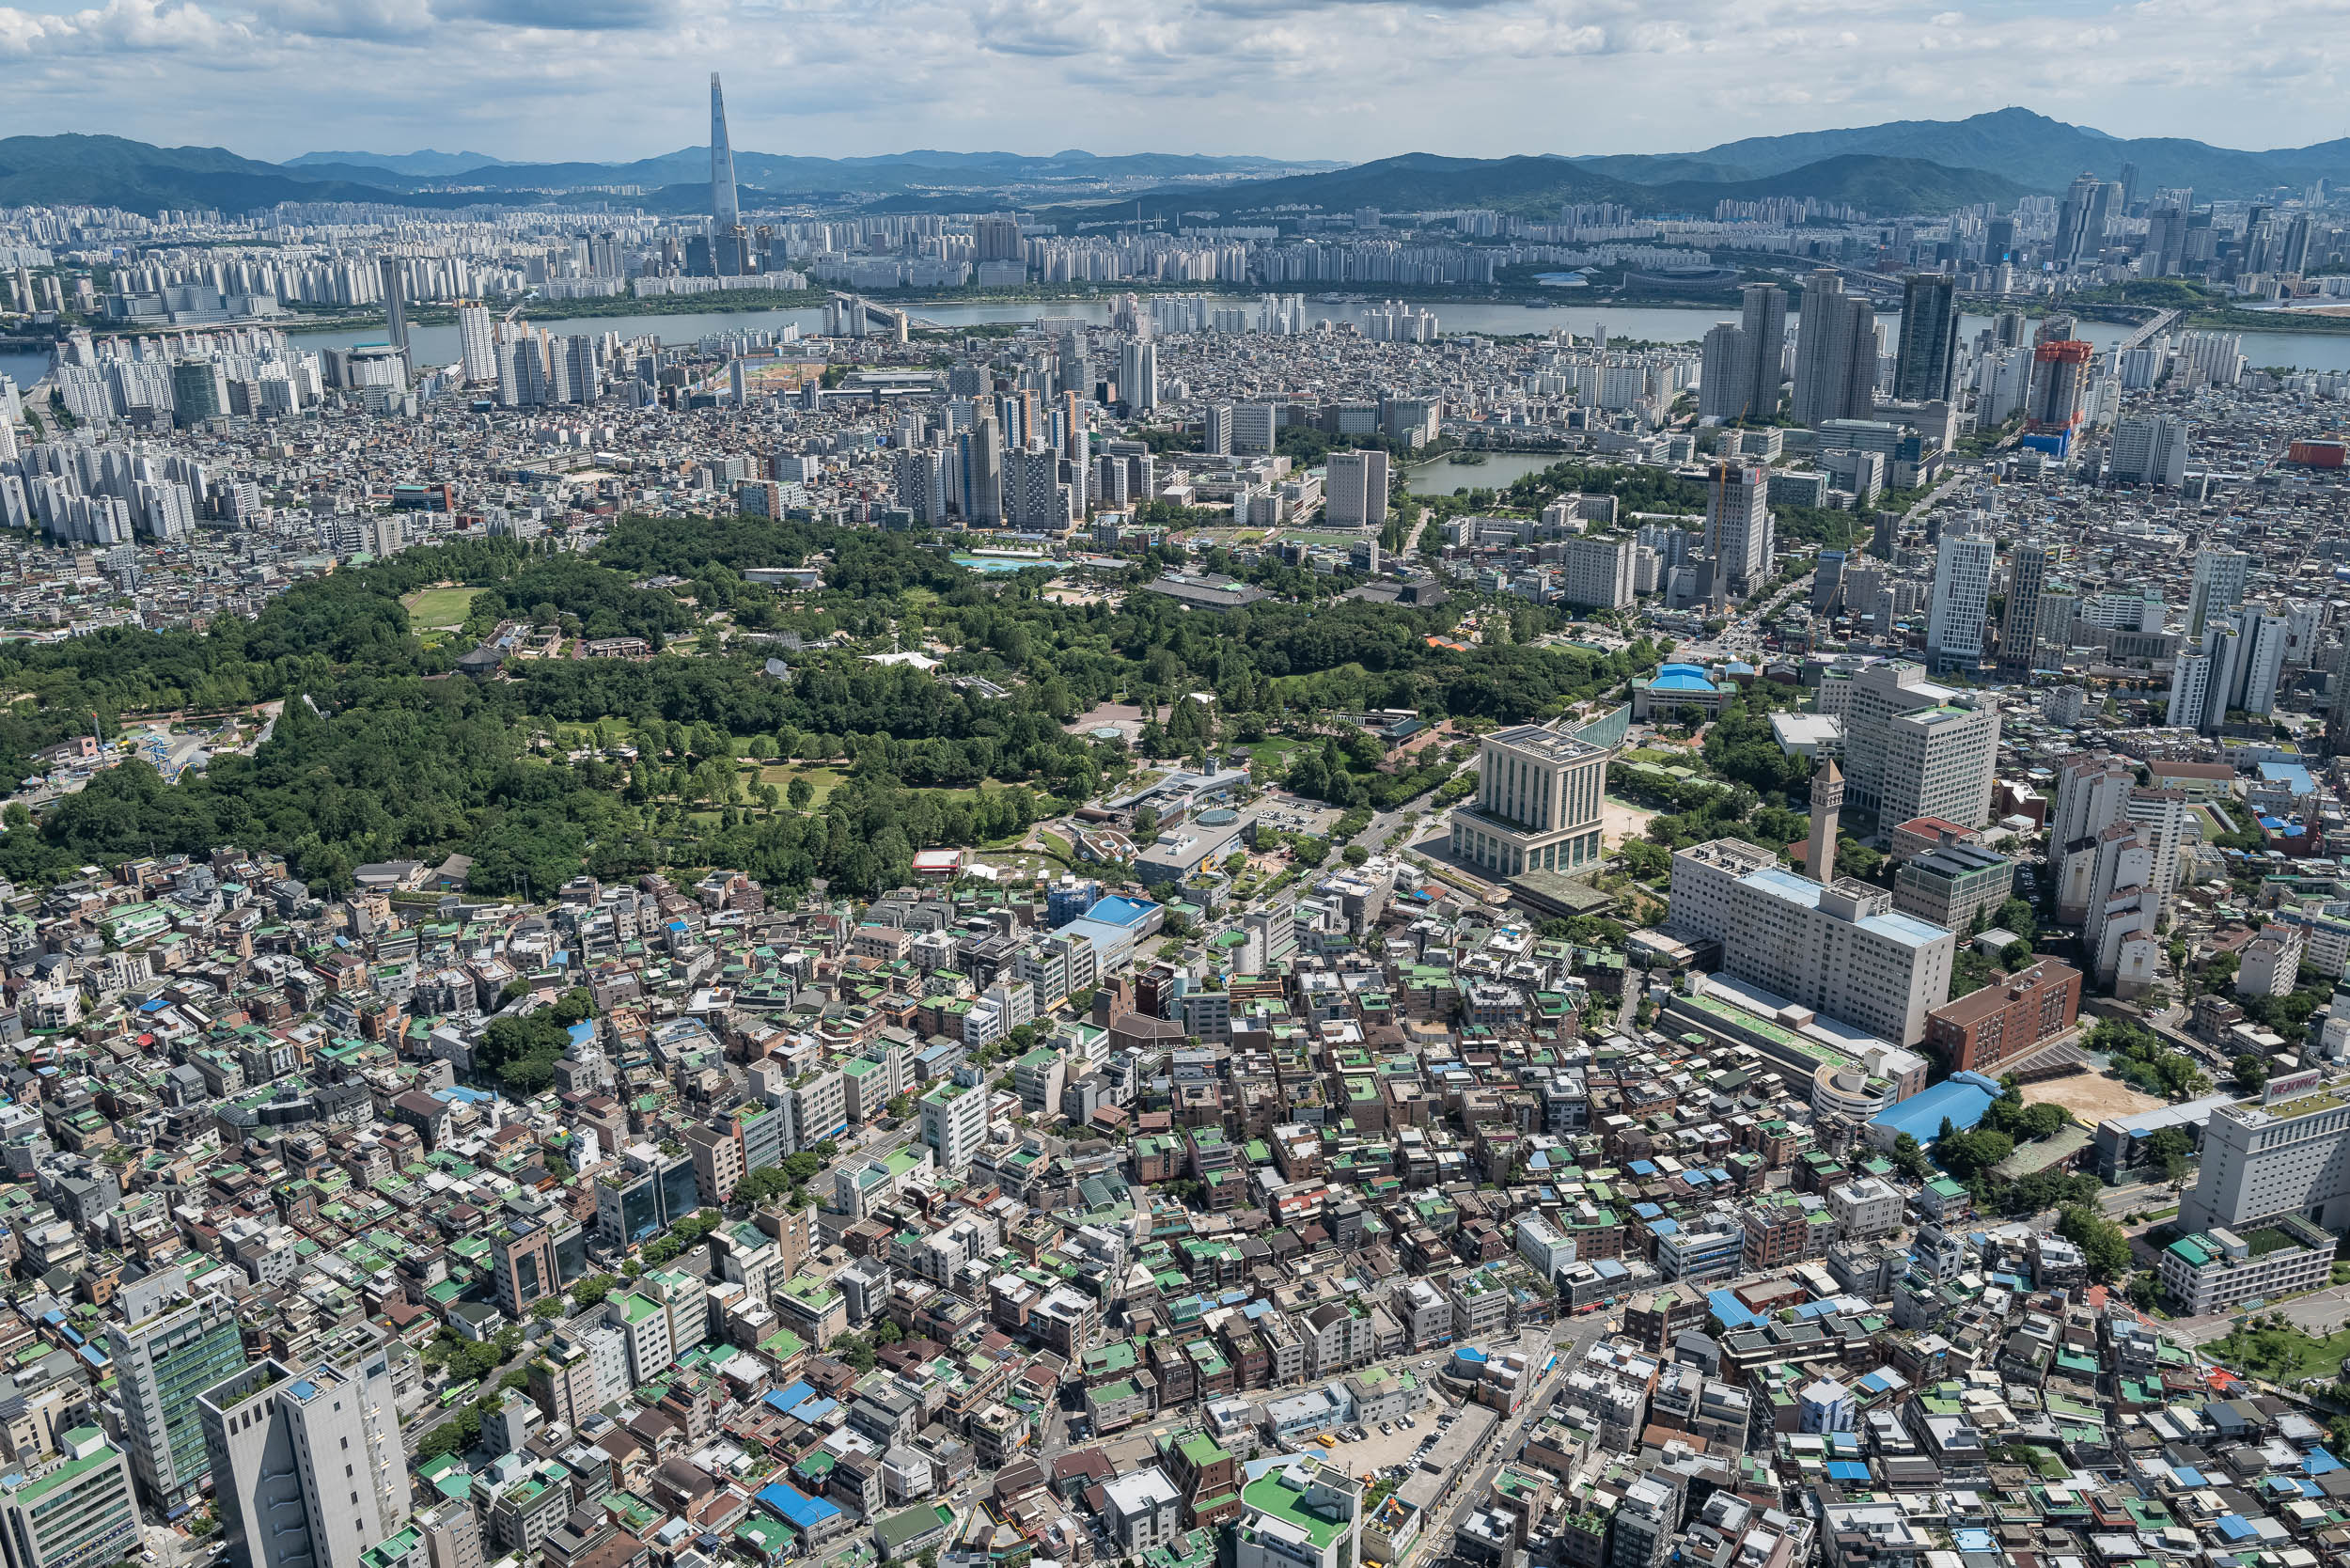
1043;149;2027;226
1575;108;2350;199
285;149;510;177
0;133;485;213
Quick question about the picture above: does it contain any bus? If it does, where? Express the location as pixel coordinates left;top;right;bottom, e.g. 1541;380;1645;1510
439;1380;478;1409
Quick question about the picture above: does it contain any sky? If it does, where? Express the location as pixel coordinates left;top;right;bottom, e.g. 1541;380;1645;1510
0;0;2346;165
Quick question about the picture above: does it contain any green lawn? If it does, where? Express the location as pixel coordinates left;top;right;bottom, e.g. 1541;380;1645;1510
761;765;846;807
400;586;484;628
2205;1319;2350;1382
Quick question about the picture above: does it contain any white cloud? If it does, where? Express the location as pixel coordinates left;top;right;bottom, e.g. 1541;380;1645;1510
0;0;2342;165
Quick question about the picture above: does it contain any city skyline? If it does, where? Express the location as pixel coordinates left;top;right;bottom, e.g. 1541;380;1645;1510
1;0;2348;165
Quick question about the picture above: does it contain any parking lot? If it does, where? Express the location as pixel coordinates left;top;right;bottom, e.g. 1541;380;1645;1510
1314;1403;1460;1482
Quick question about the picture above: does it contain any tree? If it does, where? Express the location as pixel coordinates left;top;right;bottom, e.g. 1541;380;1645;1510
2144;1125;2195;1186
1341;843;1371;867
2234;1054;2271;1092
571;1274;617;1309
787;776;814;809
2057;1203;2133;1281
736;1166;797;1207
1888;1133;1934;1183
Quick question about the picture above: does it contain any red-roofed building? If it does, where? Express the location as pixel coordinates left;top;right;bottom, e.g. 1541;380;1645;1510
1889;816;1985;865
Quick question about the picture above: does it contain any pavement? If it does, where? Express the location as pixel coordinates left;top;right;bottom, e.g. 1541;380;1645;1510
2170;1280;2350;1345
1418;1312;1619;1566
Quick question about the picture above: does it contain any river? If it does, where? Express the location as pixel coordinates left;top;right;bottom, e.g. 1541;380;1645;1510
12;295;2350;395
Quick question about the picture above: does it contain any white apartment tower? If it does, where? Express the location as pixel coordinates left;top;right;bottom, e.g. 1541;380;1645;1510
1558;536;1637;611
1925;533;1996;672
2187;549;2250;638
1703;462;1771;603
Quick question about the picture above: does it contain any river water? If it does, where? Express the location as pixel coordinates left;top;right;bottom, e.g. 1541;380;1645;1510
12;295;2350;394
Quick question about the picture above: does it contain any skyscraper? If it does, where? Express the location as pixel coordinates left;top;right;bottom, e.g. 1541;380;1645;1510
2108;415;2188;487
108;1278;246;1513
1997;541;2050;682
1740;282;1788;418
2187;549;2249;639
376;257;407;355
1703;461;1771;604
1699;321;1751;422
1792;271;1880;427
198;1355;409;1568
709;73;740;232
1891;274;1959;402
2057;172;2104;266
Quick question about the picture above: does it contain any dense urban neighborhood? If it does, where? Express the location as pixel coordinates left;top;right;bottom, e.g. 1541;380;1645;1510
14;93;2350;1568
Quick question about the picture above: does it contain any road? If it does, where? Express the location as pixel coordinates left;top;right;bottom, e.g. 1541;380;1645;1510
1418;1312;1619;1568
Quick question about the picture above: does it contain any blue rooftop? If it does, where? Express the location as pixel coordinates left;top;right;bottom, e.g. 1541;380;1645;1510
1650;668;1718;693
1866;1072;2003;1146
1087;895;1159;929
1742;864;1952;949
755;1483;842;1533
2261;761;2315;793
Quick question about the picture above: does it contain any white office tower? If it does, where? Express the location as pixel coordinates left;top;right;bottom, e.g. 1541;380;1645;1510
1118;340;1158;411
2187;548;2249;638
1232;403;1277;455
1449;723;1615;878
198;1354;409;1568
2181;1086;2350;1236
458;305;495;384
1558;535;1637;611
1324;450;1389;528
2108;415;2188;487
1669;839;1954;1045
1925;533;1995;672
1703;461;1771;603
1205;403;1232;456
1836;660;1999;827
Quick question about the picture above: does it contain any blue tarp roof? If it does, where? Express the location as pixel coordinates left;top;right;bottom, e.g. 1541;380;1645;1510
1707;1290;1762;1331
1088;895;1159;929
761;1381;816;1415
755;1483;842;1532
1825;1462;1871;1481
1867;1072;2003;1145
2310;1449;2344;1474
2215;1515;2257;1542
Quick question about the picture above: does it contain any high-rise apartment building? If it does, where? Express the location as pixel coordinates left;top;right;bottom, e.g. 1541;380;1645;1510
1996;541;2050;681
376;258;407;355
1793;271;1880;427
1699;321;1751;422
198;1354;410;1568
1891;274;1959;402
1117;340;1158;412
1557;536;1636;611
1669;839;1954;1045
457;304;495;384
1449;723;1615;878
1925;533;1995;672
2108;415;2188;487
2187;549;2250;638
1204;402;1233;456
108;1278;247;1513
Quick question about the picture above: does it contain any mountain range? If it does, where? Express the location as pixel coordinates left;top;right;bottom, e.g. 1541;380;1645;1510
4;110;2345;221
